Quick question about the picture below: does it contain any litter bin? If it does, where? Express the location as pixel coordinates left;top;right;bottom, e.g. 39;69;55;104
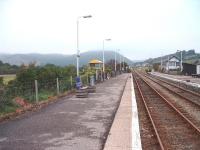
88;75;96;93
90;75;95;86
76;77;82;90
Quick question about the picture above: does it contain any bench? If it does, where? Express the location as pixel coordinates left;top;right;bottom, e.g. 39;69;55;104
76;86;96;98
76;87;88;98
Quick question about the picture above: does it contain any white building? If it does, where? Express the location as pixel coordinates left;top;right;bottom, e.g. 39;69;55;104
193;60;200;75
166;56;181;71
196;64;200;74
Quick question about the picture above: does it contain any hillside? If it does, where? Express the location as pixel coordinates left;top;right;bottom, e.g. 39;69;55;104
144;49;200;65
0;51;133;66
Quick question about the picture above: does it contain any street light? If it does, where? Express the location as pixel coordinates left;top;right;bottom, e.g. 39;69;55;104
119;49;122;72
115;49;117;72
83;15;92;18
102;38;111;73
76;15;92;77
123;56;125;71
177;50;183;72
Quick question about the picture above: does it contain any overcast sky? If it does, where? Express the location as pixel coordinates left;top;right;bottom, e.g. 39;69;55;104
0;0;200;60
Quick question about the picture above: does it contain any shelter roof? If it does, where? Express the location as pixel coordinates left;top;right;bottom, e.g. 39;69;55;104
89;59;103;64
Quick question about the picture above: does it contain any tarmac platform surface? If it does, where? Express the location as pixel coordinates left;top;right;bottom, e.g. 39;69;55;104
0;74;129;150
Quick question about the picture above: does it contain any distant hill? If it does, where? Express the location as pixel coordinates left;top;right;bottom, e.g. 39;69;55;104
142;49;200;65
0;60;19;74
0;51;133;67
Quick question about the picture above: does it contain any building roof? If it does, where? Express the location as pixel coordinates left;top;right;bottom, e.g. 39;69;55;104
169;56;180;61
162;56;180;63
89;59;103;64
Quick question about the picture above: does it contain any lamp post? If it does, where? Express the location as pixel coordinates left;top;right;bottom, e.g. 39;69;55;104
102;39;111;72
115;49;117;72
102;39;111;80
177;50;183;72
119;50;121;72
167;56;169;71
76;15;92;77
123;56;125;71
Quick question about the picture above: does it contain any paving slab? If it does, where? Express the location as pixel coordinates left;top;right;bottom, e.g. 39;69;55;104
104;75;142;150
0;74;129;150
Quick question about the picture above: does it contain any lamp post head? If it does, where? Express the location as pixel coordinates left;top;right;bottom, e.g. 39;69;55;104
83;15;92;18
105;39;111;41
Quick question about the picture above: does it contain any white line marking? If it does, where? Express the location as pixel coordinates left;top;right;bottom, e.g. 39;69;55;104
131;74;142;150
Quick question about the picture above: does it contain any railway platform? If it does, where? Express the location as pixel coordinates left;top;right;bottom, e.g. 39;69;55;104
151;72;200;88
0;73;133;150
104;74;142;150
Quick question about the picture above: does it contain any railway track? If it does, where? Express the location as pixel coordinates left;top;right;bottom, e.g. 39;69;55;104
147;73;200;106
133;71;200;150
133;77;162;150
143;72;200;129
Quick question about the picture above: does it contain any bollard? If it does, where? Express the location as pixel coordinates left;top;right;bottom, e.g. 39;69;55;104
101;70;103;81
56;78;60;95
87;73;89;85
90;75;95;86
70;76;73;89
35;80;39;103
80;76;82;84
88;75;96;93
96;70;98;81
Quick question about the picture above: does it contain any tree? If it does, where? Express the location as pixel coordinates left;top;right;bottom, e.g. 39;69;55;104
0;61;19;75
106;59;115;71
0;77;3;86
64;65;76;77
16;65;37;83
153;63;160;71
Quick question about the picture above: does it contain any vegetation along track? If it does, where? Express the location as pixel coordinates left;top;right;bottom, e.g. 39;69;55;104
132;71;200;150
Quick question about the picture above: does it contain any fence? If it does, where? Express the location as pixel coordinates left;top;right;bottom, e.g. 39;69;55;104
0;76;76;113
0;74;94;107
0;71;121;114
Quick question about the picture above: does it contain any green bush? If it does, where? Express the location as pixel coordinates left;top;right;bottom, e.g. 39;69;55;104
0;77;3;86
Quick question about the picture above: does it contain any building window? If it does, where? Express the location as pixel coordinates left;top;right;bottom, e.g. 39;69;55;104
169;61;176;66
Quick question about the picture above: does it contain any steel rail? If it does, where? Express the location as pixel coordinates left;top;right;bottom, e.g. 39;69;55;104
135;71;200;134
133;73;165;150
